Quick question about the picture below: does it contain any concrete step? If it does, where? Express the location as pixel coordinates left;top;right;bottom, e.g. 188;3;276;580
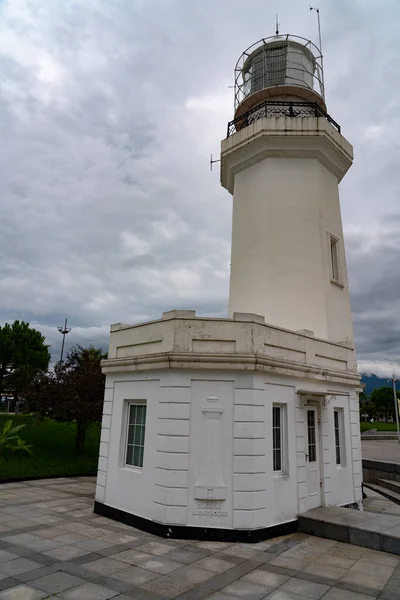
299;506;400;555
364;482;400;506
378;478;400;495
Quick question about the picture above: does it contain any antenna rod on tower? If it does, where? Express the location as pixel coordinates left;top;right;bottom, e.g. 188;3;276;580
310;6;324;95
275;13;279;36
310;6;323;62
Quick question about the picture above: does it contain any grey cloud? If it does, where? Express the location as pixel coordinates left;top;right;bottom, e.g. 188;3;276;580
0;0;399;373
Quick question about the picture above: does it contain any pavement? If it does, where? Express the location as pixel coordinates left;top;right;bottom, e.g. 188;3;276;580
0;478;399;599
362;439;400;462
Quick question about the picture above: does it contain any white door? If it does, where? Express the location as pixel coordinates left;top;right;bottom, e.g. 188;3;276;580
306;407;322;509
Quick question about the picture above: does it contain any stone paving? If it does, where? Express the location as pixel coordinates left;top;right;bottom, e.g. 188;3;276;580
0;478;399;599
362;440;400;463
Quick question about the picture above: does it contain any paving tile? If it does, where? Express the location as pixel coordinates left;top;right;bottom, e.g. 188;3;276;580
136;542;177;556
90;575;135;593
305;561;347;580
350;559;395;579
65;552;103;566
142;566;213;598
100;533;140;546
0;554;17;566
174;587;212;600
362;549;399;568
108;565;159;585
0;580;19;593
0;559;43;578
202;560;259;591
0;584;48;600
279;576;330;599
29;571;85;594
214;553;244;566
339;563;393;592
119;586;169;599
265;592;309;600
221;546;262;559
96;544;133;557
163;547;211;565
311;554;356;570
194;542;234;551
75;539;117;552
53;533;92;544
379;592;400;600
205;594;246;600
80;557;128;575
109;549;182;574
241;568;288;591
220;579;268;599
43;545;91;561
58;582;119;599
14;565;57;583
321;589;375;600
194;557;236;573
24;539;64;552
333;580;380;597
258;564;296;578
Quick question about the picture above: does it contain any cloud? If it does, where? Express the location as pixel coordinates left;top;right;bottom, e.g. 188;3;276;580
0;0;399;375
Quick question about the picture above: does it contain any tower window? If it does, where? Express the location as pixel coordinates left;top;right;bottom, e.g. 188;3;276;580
329;235;340;284
272;404;287;474
334;408;346;466
125;401;147;468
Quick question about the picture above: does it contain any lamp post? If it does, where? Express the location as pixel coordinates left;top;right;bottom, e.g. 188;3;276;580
57;319;71;364
392;375;400;443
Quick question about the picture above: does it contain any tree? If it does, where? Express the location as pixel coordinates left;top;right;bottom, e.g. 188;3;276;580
370;386;400;423
27;345;106;454
0;321;50;408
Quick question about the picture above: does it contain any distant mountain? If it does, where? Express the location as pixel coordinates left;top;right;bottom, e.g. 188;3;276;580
361;374;393;396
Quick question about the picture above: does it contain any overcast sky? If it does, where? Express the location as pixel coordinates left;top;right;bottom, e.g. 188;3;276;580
0;0;399;377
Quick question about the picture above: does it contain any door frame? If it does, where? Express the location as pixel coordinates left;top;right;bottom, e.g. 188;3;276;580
304;401;323;509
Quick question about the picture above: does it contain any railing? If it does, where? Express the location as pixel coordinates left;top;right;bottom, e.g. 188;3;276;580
227;100;341;137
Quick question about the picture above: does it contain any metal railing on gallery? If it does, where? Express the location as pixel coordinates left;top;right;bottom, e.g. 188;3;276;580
227;100;341;137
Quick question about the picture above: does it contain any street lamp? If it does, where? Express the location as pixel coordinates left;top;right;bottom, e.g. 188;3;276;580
57;318;71;364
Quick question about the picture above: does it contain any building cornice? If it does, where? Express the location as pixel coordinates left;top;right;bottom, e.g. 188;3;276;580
101;350;361;387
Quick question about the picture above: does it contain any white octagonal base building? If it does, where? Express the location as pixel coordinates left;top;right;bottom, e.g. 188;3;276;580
95;310;362;541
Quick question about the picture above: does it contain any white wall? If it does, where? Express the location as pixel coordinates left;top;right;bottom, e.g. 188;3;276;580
97;368;360;532
229;156;354;344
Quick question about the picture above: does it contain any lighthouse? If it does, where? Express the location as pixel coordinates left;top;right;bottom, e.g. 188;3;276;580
223;34;354;345
95;31;362;540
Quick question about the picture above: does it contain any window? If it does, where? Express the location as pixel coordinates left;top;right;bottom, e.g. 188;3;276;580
307;410;317;463
273;405;287;473
125;402;147;468
334;408;345;466
330;235;340;283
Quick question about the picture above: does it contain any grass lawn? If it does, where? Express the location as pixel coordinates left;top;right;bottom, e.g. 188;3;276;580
360;421;398;432
0;415;101;481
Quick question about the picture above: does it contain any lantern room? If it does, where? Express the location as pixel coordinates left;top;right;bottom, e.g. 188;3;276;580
234;34;325;118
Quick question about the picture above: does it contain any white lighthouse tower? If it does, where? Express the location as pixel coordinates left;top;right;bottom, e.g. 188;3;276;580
223;34;354;345
95;31;362;541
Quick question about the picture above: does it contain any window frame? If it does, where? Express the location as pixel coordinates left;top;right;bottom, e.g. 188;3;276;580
334;408;346;467
328;233;342;285
124;400;147;470
272;404;288;476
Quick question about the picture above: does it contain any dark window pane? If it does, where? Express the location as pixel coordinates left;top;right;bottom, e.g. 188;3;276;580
307;410;317;463
126;445;133;466
125;404;147;468
334;410;341;465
